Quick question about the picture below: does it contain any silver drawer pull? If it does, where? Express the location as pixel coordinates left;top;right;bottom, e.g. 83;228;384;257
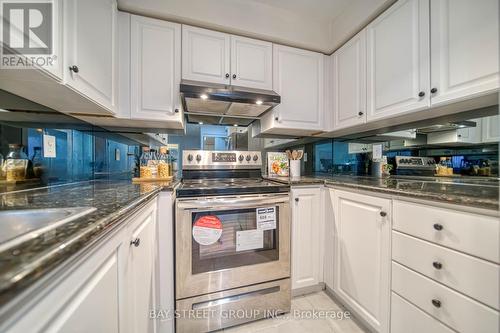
192;286;280;310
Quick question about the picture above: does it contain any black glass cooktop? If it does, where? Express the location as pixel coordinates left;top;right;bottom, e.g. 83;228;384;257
176;178;290;197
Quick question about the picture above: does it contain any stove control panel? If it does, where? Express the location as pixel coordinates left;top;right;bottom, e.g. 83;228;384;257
183;150;262;170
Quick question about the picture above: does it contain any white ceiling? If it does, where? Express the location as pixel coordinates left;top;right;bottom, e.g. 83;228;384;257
249;0;352;22
118;0;395;54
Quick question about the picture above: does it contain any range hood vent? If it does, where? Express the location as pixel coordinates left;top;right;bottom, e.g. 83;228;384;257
180;80;280;126
416;120;477;134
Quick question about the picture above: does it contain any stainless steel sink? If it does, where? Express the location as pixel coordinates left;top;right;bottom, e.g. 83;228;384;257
0;207;96;252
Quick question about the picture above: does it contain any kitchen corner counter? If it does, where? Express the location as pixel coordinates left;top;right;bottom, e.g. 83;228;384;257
264;175;499;212
0;178;179;310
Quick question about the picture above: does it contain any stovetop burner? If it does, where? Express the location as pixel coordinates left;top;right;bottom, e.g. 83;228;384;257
177;177;289;197
177;150;290;197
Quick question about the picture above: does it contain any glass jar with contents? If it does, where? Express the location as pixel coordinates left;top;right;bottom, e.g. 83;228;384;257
139;147;152;178
5;144;29;182
148;149;159;178
157;147;171;178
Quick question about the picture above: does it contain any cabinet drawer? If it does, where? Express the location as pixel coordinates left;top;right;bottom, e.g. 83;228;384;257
393;231;499;309
393;200;499;263
391;292;454;333
392;262;499;333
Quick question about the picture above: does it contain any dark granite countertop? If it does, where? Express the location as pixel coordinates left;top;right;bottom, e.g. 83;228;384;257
0;178;179;311
264;175;499;212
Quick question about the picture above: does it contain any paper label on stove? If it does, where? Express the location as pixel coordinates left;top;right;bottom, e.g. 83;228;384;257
236;229;263;251
256;207;276;230
192;215;222;245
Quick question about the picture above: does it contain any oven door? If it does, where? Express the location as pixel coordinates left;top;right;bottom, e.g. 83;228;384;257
175;194;290;299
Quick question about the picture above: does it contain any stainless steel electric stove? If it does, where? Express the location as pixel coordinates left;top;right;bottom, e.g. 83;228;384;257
175;150;291;333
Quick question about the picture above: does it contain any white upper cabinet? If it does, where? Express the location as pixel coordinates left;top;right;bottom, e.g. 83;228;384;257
64;0;118;113
260;44;324;135
182;25;231;84
366;0;430;121
130;15;183;123
182;26;272;89
481;115;500;143
230;35;272;90
333;189;391;333
430;0;499;106
332;30;367;130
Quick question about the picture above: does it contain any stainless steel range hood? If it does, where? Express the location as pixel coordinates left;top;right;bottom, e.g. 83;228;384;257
180;80;280;126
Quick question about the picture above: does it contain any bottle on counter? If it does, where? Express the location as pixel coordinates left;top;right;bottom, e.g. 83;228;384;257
5;144;29;182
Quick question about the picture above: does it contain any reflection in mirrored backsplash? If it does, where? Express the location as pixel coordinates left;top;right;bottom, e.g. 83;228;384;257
0;90;144;191
310;113;499;177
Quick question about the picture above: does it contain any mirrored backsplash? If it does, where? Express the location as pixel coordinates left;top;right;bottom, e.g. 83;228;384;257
309;114;499;177
0;90;143;192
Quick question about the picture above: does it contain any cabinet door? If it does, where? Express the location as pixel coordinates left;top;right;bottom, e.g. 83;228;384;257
230;36;272;90
482;115;500;143
130;15;183;121
127;202;157;333
182;25;230;84
47;255;120;333
332;30;367;130
333;189;391;333
271;44;324;131
366;0;430;121
430;0;499;106
64;0;117;113
291;187;322;290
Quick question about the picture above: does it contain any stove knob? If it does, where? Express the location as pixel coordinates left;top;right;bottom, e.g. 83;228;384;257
196;154;202;162
246;155;251;162
187;154;193;162
238;154;244;162
253;154;259;161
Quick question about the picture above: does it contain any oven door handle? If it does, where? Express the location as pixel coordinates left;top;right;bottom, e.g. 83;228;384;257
177;195;290;210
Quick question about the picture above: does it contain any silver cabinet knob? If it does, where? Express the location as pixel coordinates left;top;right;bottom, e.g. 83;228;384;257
69;65;79;73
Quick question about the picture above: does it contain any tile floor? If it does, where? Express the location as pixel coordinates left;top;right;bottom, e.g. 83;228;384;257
222;292;368;333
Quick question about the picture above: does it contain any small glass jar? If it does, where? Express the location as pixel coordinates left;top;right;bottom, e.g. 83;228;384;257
5;144;29;182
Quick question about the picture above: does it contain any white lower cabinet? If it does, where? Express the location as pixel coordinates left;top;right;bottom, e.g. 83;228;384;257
3;199;163;333
391;292;454;333
332;189;391;333
392;262;499;333
125;201;158;333
291;187;323;291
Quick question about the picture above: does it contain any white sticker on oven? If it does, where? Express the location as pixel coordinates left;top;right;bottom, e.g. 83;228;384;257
256;207;276;230
192;215;223;245
236;229;264;252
